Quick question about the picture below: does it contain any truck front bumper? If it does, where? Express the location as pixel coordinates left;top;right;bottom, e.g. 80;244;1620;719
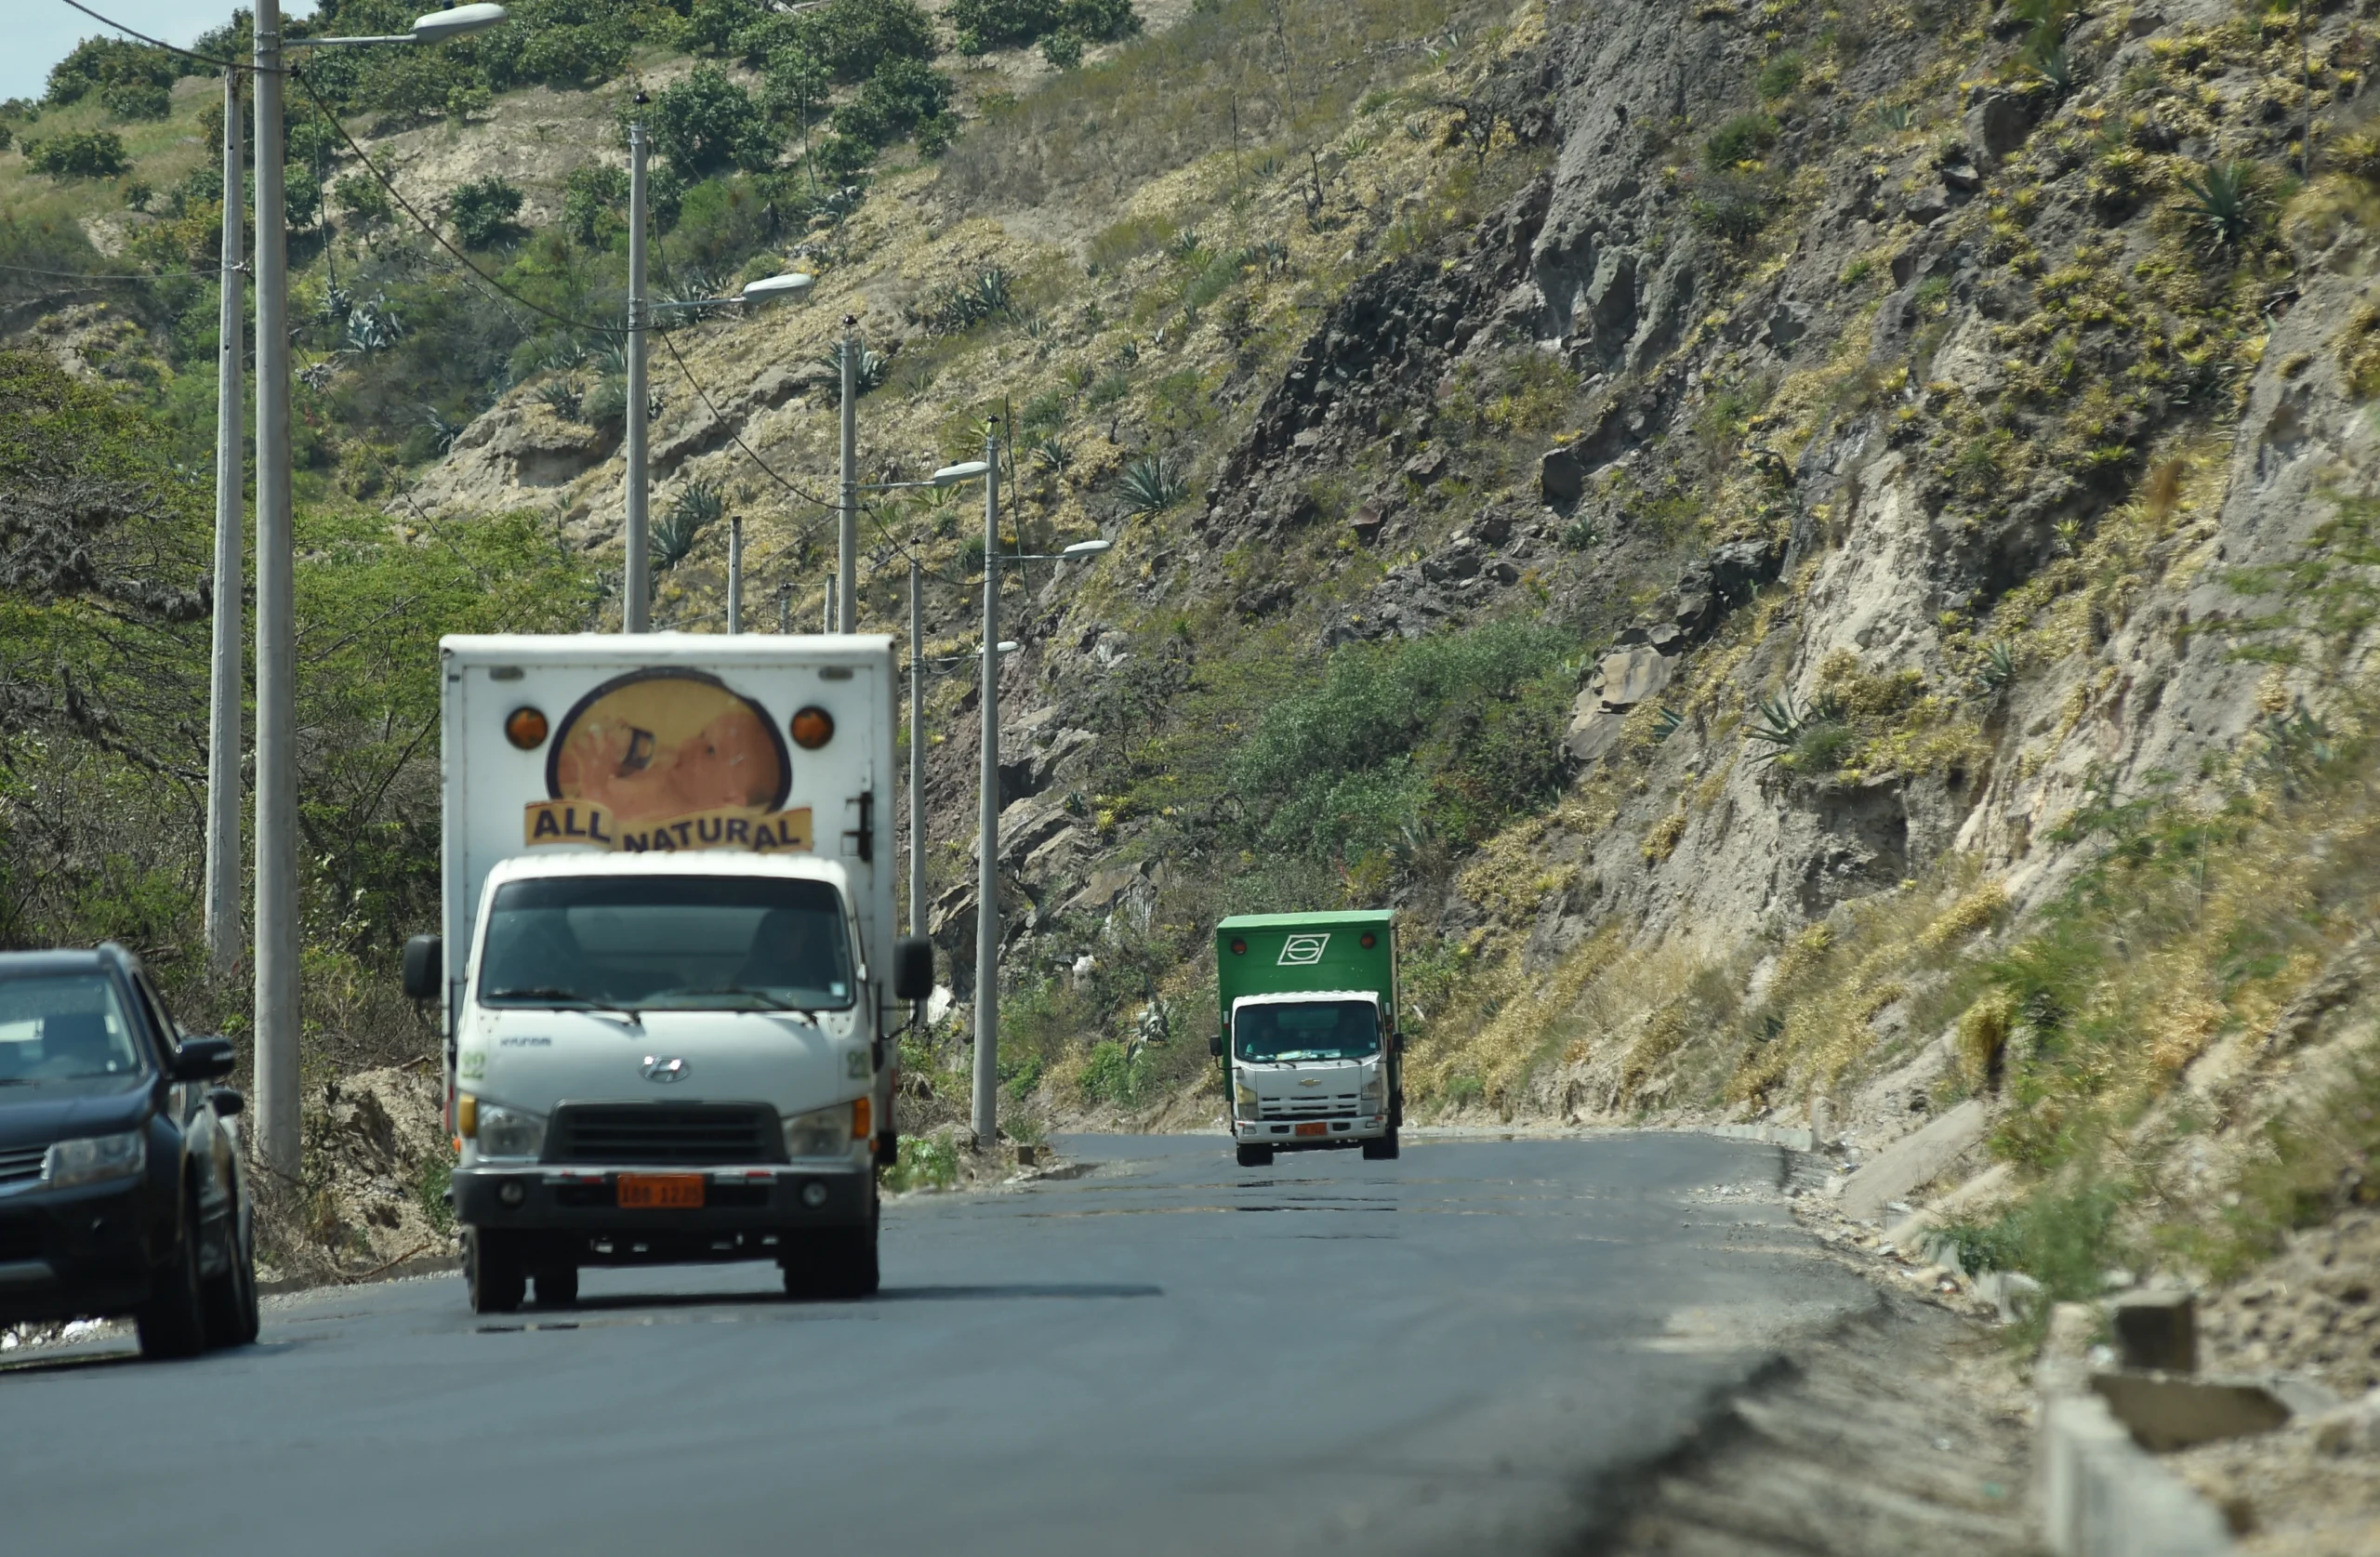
455;1164;873;1245
1231;1115;1388;1147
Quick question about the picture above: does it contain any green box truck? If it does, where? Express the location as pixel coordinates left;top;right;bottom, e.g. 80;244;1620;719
1210;911;1402;1168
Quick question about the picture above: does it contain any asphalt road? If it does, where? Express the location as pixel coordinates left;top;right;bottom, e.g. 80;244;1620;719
2;1132;1877;1557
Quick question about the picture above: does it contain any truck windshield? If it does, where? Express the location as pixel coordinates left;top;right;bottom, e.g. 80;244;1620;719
0;974;145;1088
1234;1000;1379;1062
479;877;853;1012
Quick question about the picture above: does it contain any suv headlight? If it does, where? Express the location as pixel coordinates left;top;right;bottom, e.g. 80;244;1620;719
1234;1083;1260;1122
784;1102;855;1158
44;1129;146;1189
473;1104;547;1161
1359;1075;1387;1109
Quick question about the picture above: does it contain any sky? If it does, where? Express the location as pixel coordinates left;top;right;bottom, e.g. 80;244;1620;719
8;2;322;106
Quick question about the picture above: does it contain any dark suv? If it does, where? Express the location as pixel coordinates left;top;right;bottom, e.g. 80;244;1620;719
0;945;258;1359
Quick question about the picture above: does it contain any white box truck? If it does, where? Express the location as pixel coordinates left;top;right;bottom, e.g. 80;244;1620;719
401;634;932;1313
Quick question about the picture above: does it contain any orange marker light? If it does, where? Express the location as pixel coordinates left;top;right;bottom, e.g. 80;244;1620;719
504;706;549;750
789;706;835;750
852;1096;873;1139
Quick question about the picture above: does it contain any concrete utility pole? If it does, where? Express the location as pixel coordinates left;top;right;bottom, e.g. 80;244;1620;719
777;582;791;634
623;116;652;633
251;0;298;1180
972;423;1001;1147
726;515;743;634
823;576;835;632
907;559;925;956
837;314;857;633
204;66;245;977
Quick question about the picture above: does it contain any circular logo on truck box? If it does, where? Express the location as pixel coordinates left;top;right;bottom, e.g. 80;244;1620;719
547;669;790;824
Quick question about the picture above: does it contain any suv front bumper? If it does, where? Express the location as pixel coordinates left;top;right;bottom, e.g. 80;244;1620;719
0;1177;162;1323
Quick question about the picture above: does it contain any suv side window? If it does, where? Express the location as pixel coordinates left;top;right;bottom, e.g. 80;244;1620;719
128;972;180;1063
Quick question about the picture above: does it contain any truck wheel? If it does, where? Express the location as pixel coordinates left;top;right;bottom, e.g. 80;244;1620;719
1361;1131;1400;1161
467;1228;526;1314
137;1196;210;1360
201;1204;259;1347
533;1263;579;1308
1236;1143;1274;1168
784;1223;879;1300
875;1129;899;1168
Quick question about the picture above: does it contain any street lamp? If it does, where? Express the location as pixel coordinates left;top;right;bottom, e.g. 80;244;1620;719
245;0;509;1181
914;436;1117;1149
627;269;815;633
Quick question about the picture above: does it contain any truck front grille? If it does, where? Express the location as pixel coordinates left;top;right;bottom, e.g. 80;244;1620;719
548;1104;783;1166
0;1144;45;1188
1260;1094;1363;1120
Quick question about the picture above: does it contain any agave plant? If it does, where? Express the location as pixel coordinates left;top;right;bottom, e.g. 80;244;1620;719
655;479;724;569
2175;160;2259;251
1873;102;1916;132
1977;640;2017;691
1116;455;1189;515
536;379;585;421
1170;229;1205;260
421;404;465;454
1031;435;1075;474
817;338;888;393
1745;689;1846;763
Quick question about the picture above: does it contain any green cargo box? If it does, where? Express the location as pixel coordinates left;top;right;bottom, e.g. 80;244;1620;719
1213;910;1398;1046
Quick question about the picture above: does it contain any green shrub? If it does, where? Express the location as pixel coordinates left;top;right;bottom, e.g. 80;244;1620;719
561;164;628;247
1078;1039;1152;1106
950;0;1141;54
1756;51;1805;100
648;65;774;178
883;1130;961;1191
26;129;129;180
1690;168;1775;241
770;0;936;84
1041;30;1086;69
100;80;173;123
1235;621;1575;864
831;57;953;147
1703;112;1778;169
335;172;397;227
45;36;176;108
447;175;524;249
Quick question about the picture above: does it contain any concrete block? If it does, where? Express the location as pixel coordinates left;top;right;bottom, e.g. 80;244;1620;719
2110;1289;2197;1374
1838;1098;1990;1221
2090;1370;2340;1452
2040;1392;2233;1557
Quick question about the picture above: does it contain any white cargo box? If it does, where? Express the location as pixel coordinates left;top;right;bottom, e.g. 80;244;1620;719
437;634;896;1027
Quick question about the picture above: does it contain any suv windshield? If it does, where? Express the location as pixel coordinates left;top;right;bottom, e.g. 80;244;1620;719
478;877;854;1012
0;973;145;1087
1234;999;1380;1062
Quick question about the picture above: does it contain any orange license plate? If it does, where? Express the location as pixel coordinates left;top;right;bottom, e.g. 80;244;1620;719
617;1173;705;1208
1294;1122;1329;1138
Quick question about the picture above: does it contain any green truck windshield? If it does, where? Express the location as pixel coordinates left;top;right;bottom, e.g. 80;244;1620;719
1235;1000;1379;1062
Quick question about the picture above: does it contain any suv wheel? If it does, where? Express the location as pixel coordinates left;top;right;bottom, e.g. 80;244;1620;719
201;1205;260;1347
138;1195;210;1360
467;1227;526;1314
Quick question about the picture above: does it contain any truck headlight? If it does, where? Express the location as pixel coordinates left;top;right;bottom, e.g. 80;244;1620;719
474;1104;547;1161
784;1102;855;1158
1359;1075;1386;1109
1234;1083;1260;1122
43;1129;146;1189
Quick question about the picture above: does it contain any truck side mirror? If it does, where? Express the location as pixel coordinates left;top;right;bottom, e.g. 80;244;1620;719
1210;1031;1223;1058
402;934;443;1001
892;936;933;1002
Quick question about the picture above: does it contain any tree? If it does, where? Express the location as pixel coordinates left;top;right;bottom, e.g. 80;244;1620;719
448;176;526;250
831;57;952;147
26;131;131;180
45;37;177;108
648;65;774;178
562;164;630;248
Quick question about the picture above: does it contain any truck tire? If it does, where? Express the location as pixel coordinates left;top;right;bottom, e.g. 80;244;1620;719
200;1204;259;1347
137;1194;210;1360
467;1228;526;1314
784;1222;879;1300
1236;1143;1274;1168
875;1129;898;1168
533;1263;579;1308
1361;1131;1400;1161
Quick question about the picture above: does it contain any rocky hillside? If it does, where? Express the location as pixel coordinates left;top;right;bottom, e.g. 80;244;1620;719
7;0;2380;1392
